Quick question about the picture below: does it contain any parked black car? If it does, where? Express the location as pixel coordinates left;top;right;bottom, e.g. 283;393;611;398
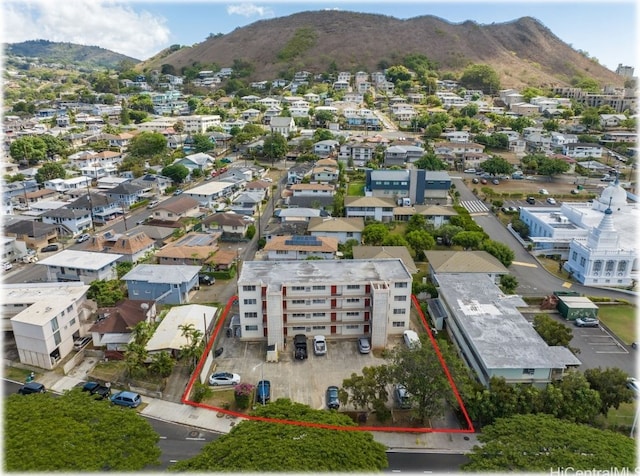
18;382;46;395
326;386;340;410
41;244;59;252
294;334;308;360
81;381;111;399
199;274;215;286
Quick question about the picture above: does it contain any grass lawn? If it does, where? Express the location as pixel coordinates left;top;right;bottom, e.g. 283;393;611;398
537;256;573;281
595;401;636;430
347;181;365;196
597;305;637;345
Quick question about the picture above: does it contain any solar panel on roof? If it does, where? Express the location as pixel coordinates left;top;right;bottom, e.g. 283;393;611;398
284;235;322;246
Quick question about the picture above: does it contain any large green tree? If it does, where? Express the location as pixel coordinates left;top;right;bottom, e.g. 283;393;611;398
362;223;390;245
5;390;161;471
127;131;167;158
170;399;388;472
463;414;635;472
263;132;288;161
533;313;574;348
9;136;47;164
479;156;513;176
584;367;634;416
459;64;500;94
35;162;66;184
481;239;515;267
385;335;457;424
161;164;190;183
191;133;215;153
87;279;125;307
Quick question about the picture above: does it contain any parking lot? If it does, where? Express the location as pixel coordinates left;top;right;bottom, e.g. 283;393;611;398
209;331;393;410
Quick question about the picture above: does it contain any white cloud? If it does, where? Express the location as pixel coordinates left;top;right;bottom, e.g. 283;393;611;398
2;0;171;60
226;3;274;18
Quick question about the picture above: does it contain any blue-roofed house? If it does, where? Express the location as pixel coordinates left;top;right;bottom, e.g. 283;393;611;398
122;264;201;305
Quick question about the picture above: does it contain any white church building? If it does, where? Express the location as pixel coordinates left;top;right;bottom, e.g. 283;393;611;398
520;179;637;287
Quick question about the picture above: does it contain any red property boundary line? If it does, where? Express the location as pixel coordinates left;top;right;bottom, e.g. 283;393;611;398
181;294;475;434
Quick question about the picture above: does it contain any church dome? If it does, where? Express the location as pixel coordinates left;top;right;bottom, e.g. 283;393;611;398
597;181;627;209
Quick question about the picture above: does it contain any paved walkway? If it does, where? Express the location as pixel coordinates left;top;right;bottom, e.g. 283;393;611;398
26;369;479;454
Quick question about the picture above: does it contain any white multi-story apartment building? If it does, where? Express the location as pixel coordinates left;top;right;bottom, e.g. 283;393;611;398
3;282;91;369
237;259;413;350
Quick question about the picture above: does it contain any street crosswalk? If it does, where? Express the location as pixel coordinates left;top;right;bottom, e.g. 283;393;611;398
459;200;489;214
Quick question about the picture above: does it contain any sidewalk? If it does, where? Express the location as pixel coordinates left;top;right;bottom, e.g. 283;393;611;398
37;369;479;453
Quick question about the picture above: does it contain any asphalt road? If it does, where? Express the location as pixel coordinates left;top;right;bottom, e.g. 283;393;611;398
385;451;469;473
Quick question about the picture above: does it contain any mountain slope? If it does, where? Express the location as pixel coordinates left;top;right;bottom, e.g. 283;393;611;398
6;40;140;69
141;11;622;89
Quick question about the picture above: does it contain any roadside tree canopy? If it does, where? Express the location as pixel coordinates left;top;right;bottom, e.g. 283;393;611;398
170;399;388;472
463;413;635;472
5;390;161;472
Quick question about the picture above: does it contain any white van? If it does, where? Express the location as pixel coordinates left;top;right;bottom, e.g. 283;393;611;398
403;330;421;349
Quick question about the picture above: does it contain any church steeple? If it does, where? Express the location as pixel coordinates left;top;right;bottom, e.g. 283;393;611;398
587;198;618;250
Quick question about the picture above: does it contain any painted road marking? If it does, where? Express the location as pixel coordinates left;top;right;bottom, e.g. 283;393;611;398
511;261;538;268
562;281;572;288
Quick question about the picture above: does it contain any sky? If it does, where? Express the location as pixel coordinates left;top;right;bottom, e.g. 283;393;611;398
2;0;638;72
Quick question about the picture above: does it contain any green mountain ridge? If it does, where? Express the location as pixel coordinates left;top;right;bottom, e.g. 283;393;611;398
5;39;140;70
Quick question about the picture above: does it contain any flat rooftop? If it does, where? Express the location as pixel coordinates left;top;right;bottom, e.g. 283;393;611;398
37;250;122;270
238;259;412;286
436;274;580;370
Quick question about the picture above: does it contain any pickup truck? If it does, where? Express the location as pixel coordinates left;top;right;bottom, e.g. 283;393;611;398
293;334;308;360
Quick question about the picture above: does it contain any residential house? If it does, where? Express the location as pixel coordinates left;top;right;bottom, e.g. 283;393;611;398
425;250;509;285
307;217;365;244
510;103;541;116
289;183;335;198
40;207;92;236
269;116;297;136
311;165;339;183
237;259;412;348
15;188;57;206
66;192;121;225
121;264;201;305
244;180;271;199
150;196;201;222
392;204;458;227
263;235;338;260
4;219;58;252
145;304;217;358
230;191;263;216
84;230;155;262
287;164;313;184
43;176;92;194
313;139;339;158
38;250;121;284
523;132;553;153
130;174;173;197
352;246;418;274
155;232;219;265
2;180;39;202
338;141;375;167
95;176;130;189
5;282;91;369
68;150;123;169
202;213;249;240
344;196;395;222
183;182;235;207
599;114;627;128
89;299;156;352
383;145;425;166
274;208;324;223
174;152;215;174
562;143;604;159
104;182;145;209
